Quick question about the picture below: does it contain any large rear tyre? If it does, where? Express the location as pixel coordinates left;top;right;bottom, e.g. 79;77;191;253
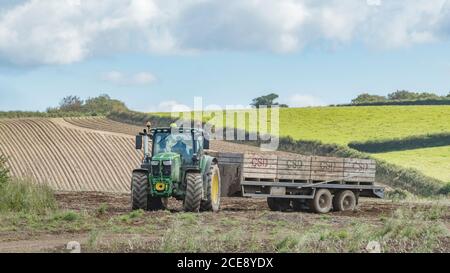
333;190;356;212
184;173;203;212
201;164;221;212
310;189;332;214
131;171;149;211
267;198;291;212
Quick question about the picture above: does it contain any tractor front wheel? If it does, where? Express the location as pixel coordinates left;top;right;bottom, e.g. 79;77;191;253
184;172;203;212
201;164;221;212
131;171;149;211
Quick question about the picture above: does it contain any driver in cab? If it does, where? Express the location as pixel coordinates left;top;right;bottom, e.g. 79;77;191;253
171;135;191;163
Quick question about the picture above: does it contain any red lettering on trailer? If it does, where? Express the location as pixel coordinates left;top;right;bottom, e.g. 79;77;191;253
252;157;268;168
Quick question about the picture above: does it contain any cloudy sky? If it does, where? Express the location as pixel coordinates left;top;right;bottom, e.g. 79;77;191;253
1;0;450;112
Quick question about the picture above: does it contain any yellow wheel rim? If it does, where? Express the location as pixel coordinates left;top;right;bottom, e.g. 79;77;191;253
211;170;219;204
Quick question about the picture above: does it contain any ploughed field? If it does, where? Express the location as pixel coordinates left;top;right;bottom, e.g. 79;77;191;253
0;117;297;193
0;118;142;192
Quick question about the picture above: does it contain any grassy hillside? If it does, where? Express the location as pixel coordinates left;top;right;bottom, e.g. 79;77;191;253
151;106;450;145
277;106;450;145
373;146;450;183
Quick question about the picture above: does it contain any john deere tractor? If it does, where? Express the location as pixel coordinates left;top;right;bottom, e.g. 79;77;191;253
131;122;221;212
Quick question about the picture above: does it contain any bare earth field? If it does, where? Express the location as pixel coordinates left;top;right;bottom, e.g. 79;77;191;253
0;192;448;253
0;117;298;193
0;117;448;253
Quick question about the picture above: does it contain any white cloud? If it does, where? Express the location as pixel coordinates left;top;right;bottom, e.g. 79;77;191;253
102;70;157;85
286;94;326;107
1;0;450;65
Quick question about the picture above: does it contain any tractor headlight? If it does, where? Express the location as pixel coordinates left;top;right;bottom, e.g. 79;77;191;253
151;161;160;176
162;161;171;176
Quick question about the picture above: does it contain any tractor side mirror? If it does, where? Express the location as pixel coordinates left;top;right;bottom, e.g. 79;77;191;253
203;138;210;150
135;135;143;150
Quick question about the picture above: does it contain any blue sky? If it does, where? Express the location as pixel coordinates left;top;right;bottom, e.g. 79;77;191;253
1;0;450;112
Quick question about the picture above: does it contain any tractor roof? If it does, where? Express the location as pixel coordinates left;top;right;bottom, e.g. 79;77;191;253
151;127;204;134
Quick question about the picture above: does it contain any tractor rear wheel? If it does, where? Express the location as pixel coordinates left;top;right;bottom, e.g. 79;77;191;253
201;164;221;212
131;171;149;211
267;197;291;211
184;172;203;212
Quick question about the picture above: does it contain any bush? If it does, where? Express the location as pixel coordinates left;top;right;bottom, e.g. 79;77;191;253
343;98;450;106
349;90;449;105
352;93;387;104
0;155;9;187
53;211;80;222
0;178;57;214
108;111;178;127
348;133;450;153
438;183;450;195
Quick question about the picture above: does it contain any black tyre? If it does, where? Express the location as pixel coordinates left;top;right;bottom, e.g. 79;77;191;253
267;197;291;211
201;164;221;212
310;189;332;214
131;171;149;210
333;190;356;212
184;172;203;212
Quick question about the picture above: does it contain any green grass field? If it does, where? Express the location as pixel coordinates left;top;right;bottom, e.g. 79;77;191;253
186;105;450;145
373;146;450;183
278;106;450;145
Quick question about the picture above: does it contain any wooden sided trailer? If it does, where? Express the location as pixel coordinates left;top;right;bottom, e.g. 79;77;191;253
215;152;384;214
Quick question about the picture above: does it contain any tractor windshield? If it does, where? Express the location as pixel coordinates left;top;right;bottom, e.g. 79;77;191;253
153;132;194;163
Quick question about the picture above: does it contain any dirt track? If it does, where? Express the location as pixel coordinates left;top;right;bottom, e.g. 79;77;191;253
0;191;448;253
0;192;403;252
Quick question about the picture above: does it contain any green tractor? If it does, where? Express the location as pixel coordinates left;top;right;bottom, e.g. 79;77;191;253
131;122;221;212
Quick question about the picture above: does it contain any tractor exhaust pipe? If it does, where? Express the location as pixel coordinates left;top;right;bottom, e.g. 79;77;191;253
144;121;152;158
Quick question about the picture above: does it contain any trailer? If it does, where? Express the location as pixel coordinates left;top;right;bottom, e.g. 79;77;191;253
214;151;384;213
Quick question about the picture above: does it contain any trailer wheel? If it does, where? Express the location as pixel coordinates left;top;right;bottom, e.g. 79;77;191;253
267;198;291;212
310;189;332;214
333;190;356;212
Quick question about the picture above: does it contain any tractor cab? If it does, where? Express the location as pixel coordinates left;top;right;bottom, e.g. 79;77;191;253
151;127;209;165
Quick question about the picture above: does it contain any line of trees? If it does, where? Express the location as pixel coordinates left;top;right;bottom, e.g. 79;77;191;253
351;90;450;104
48;94;128;115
